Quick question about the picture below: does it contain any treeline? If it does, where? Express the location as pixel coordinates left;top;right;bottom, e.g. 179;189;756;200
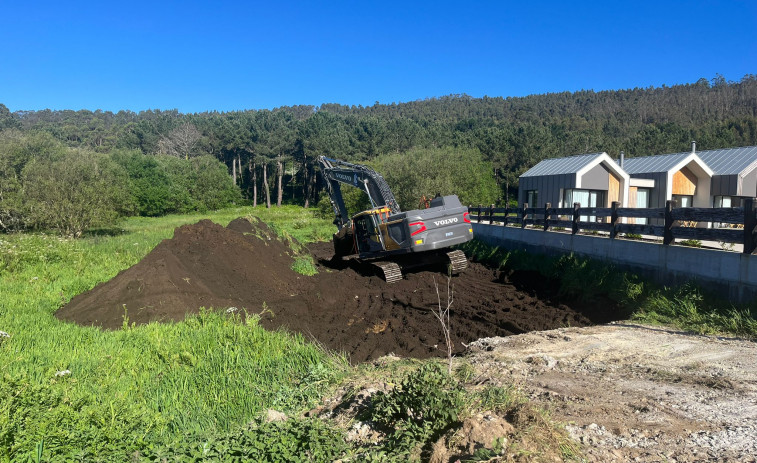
1;74;756;235
0;131;239;236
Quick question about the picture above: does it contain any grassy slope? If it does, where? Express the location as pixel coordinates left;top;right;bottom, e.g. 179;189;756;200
461;240;757;338
0;206;341;461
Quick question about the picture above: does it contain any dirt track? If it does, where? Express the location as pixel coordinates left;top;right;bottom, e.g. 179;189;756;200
467;325;757;462
57;218;618;362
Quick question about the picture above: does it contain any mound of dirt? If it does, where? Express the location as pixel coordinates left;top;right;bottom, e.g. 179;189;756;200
57;218;620;362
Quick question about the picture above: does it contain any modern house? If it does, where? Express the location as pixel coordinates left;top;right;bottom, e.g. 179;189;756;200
517;145;757;228
620;151;713;210
696;145;757;208
518;152;630;210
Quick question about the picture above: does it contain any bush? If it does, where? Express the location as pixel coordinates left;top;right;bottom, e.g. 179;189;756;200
188;155;241;211
0;131;66;231
113;151;241;216
375;147;500;211
368;363;466;453
112;150;185;216
22;150;133;237
316;185;372;221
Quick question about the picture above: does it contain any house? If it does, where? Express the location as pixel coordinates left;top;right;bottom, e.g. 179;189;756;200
621;150;713;209
518;152;630;210
695;145;757;207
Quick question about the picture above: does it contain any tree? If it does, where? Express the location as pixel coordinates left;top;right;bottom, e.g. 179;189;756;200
158;122;202;159
0;131;66;231
0;104;20;131
375;147;500;210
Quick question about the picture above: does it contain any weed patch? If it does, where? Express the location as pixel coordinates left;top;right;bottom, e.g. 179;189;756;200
461;239;757;338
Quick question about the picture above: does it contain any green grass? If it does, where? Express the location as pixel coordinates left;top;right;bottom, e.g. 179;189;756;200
460;239;757;339
0;205;343;462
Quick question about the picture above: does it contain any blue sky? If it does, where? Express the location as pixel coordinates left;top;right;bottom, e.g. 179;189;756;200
1;0;755;113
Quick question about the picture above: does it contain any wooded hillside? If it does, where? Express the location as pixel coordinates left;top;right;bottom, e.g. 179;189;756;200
2;74;756;208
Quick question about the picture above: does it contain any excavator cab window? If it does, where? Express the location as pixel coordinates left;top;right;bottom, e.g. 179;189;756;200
354;215;384;254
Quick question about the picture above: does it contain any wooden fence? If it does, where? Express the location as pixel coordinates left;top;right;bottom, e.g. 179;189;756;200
468;198;757;254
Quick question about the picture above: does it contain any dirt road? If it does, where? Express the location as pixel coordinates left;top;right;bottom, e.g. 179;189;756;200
466;324;757;462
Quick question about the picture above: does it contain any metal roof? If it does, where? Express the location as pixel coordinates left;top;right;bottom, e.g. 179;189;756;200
696;146;757;176
621;152;694;174
520;152;605;177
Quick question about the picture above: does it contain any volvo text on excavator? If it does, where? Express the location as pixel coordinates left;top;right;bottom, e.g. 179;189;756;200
318;156;474;283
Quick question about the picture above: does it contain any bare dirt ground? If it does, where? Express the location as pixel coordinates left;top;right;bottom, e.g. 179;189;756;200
57;218;613;362
57;218;757;460
466;324;757;462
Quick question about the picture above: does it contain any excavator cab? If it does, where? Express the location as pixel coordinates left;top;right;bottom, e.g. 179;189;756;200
353;213;384;254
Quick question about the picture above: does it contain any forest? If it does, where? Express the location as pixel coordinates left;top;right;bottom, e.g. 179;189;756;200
1;74;756;235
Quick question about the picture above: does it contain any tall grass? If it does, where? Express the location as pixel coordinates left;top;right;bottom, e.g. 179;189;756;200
0;206;343;462
460;240;757;338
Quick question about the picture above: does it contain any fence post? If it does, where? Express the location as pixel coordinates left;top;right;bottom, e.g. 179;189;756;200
477;204;482;223
572;202;580;234
663;200;676;245
521;203;528;229
503;206;509;227
610;201;620;239
544;203;551;231
489;204;495;224
744;198;757;254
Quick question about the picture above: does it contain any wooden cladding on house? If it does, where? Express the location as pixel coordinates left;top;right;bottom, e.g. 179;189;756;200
672;167;697;195
608;172;620;205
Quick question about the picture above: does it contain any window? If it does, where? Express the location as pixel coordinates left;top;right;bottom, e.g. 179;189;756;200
714;196;744;208
636;188;650;225
526;190;538;208
713;196;744;228
525;190;538;219
563;189;605;222
672;194;693;208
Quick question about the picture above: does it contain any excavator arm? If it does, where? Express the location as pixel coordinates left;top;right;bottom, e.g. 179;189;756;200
317;156;401;228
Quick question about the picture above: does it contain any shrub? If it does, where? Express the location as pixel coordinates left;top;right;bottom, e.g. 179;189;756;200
368;363;467;452
22;150;133;237
316;185;372;220
113;151;241;216
188;155;241;211
0;131;66;231
374;147;500;210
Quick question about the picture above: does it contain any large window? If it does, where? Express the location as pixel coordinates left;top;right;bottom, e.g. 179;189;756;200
714;196;744;208
563;189;605;222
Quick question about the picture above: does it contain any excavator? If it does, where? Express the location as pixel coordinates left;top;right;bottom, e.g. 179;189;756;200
317;156;473;283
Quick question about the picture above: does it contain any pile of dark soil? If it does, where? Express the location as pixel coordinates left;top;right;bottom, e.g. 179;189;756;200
57;218;620;363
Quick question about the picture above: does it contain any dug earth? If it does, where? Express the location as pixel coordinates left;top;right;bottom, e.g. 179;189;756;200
467;324;757;462
57;218;757;461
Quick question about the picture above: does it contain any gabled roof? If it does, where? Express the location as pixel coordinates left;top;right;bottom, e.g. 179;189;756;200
520;152;606;177
696;146;757;176
621;152;695;174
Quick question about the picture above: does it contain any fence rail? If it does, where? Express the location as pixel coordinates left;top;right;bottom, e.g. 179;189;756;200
468;198;757;254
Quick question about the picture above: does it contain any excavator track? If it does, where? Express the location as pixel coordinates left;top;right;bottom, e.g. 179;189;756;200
373;261;403;284
446;250;468;274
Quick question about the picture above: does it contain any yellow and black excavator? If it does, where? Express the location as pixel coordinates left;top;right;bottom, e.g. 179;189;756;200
318;156;473;283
